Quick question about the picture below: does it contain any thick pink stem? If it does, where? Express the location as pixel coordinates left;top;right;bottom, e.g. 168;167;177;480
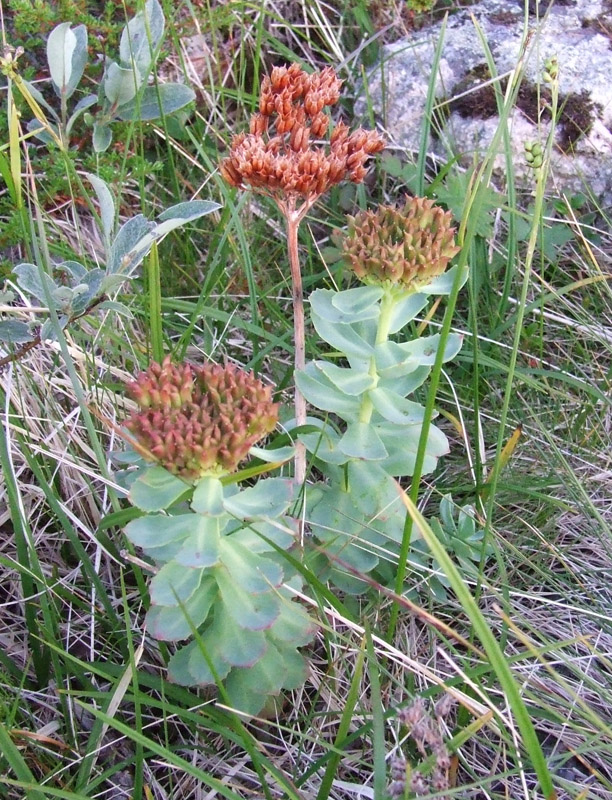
286;208;307;486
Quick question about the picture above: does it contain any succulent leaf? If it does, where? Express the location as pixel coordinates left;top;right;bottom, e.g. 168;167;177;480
222;477;293;520
149;562;203;606
173;516;221;568
129;466;190;511
191;476;225;516
211;605;268;668
124;513;194;551
295;364;361;416
338;422;388;461
368;388;426;425
145;576;217;641
218;538;283;594
269;600;317;647
215;566;280;630
316;361;376;396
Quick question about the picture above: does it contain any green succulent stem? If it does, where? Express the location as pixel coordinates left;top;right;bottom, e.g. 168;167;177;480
358;288;398;424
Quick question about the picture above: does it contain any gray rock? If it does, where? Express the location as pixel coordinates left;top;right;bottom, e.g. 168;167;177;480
359;0;612;205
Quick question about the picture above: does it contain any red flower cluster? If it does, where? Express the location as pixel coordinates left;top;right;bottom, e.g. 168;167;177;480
220;63;385;208
125;357;278;480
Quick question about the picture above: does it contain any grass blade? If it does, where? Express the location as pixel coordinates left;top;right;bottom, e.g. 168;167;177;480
400;492;557;800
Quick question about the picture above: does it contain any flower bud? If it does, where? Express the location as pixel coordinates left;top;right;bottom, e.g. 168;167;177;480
125;358;278;480
342;197;460;292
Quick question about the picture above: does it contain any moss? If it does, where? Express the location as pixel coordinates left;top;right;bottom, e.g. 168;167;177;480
558;91;601;151
449;63;498;119
448;65;601;151
489;9;521;25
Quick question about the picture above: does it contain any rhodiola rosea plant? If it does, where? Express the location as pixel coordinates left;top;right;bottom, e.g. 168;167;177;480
115;63;467;712
121;357;316;715
220;64;467;593
221;62;384;484
298;198;467;591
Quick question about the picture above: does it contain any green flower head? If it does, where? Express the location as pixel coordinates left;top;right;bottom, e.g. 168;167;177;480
342;196;460;292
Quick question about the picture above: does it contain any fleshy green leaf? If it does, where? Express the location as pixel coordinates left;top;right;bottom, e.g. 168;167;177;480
311;287;381;324
310;314;373;359
308;487;380;572
248;444;295;463
330;285;383;317
316;361;376;396
378;365;430;397
338;422;388;461
387;292;429;333
168;638;230;686
228;518;295;552
210;604;267;667
296;365;361;416
346;460;395;517
146;576;217;641
275;644;309;690
417;263;468;295
215;566;280;630
218;538;283;594
129;466;190;511
300;427;349;466
222;478;293;519
191;476;225;516
149;562;202;606
269;601;317;647
225;640;288;704
188;641;231;686
222;679;266;716
124;513;195;549
368;388;426;425
374;332;462;378
376;422;449;477
174;516;221;568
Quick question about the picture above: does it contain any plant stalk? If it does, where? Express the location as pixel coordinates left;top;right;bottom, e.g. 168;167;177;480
358;288;396;424
286;207;307;486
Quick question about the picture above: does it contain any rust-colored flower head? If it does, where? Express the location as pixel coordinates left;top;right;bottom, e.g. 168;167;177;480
342;197;460;292
220;63;385;214
125;356;278;480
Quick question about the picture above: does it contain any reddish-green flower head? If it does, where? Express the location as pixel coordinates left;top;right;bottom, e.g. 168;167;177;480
125;357;278;480
342;197;460;292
